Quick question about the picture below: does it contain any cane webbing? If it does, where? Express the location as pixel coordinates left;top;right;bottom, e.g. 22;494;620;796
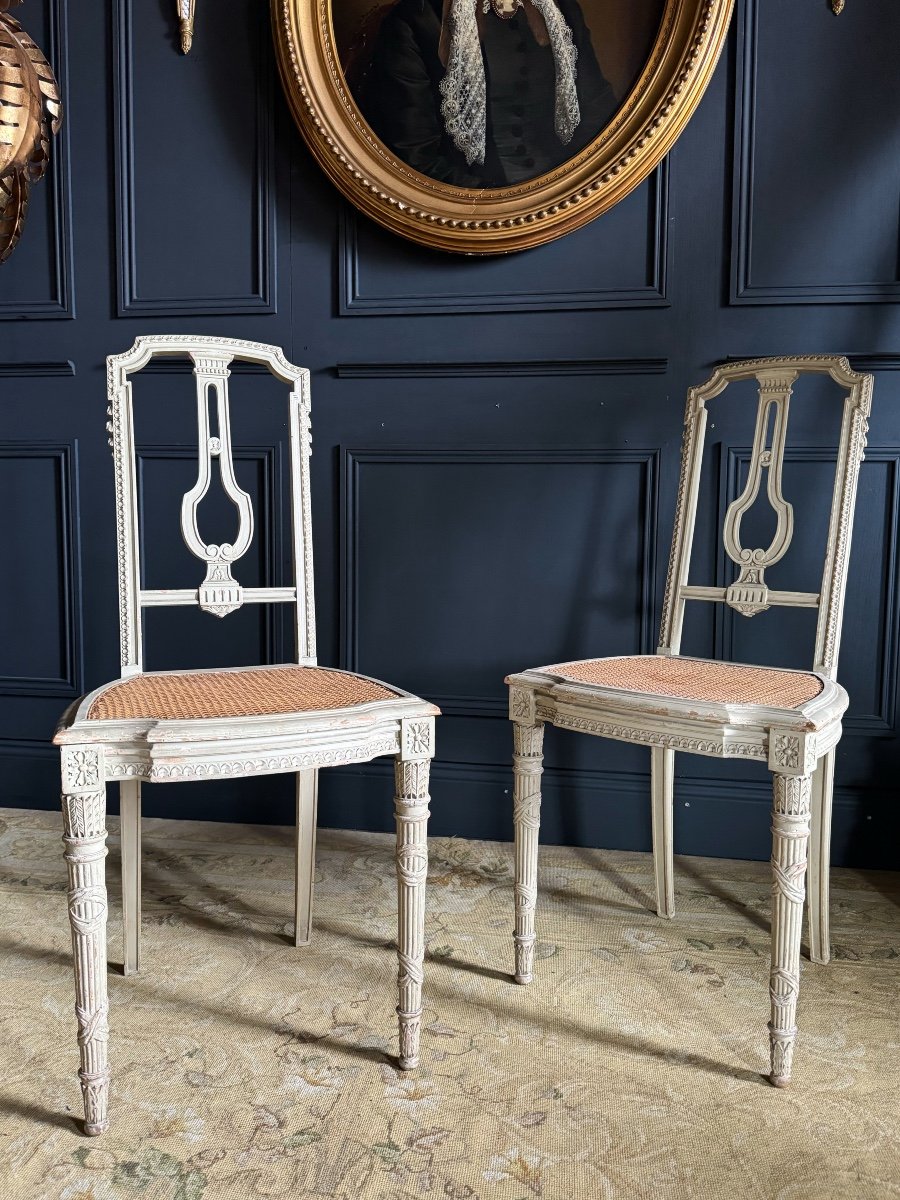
87;666;400;722
539;656;823;710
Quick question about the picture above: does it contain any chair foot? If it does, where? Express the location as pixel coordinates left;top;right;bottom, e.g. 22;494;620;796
397;1010;420;1070
513;933;535;983
769;1074;790;1090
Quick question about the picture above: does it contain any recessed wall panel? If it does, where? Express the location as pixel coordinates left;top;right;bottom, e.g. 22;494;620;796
114;0;274;313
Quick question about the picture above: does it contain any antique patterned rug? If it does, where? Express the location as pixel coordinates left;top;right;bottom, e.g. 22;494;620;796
1;805;898;1200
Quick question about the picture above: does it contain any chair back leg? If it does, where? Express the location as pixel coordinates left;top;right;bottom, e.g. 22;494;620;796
119;779;141;976
651;746;676;919
294;769;319;946
807;749;835;965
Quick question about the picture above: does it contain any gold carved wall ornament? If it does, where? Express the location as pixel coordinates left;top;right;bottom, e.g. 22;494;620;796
272;0;734;254
178;0;196;54
0;0;62;263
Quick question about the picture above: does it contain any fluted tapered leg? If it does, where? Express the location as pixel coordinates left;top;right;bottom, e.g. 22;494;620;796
769;770;812;1088
119;779;141;976
512;722;544;984
294;769;319;947
394;721;432;1071
651;746;675;919
61;746;110;1135
808;749;834;965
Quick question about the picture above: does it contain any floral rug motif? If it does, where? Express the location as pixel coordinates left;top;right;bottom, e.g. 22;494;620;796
1;806;899;1199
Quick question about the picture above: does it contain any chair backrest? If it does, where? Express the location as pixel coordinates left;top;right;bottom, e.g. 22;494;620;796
106;335;314;677
658;356;873;680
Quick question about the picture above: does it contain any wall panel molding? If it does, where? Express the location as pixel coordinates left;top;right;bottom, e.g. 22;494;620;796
731;0;900;305
335;358;669;379
0;362;75;378
339;162;668;316
341;448;659;716
113;0;276;315
0;0;73;321
0;443;81;697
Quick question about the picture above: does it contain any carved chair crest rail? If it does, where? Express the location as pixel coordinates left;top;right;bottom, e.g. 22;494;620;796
54;335;438;1135
506;354;872;1088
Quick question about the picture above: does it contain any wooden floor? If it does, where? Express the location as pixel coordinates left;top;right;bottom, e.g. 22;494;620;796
1;806;899;1199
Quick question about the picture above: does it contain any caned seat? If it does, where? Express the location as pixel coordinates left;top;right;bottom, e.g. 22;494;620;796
532;656;825;715
54;336;437;1136
507;357;873;1089
85;665;402;723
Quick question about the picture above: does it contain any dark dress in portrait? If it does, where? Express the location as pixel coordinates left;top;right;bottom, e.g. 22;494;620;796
358;0;618;188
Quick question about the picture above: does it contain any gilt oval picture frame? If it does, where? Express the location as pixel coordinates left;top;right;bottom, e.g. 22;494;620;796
272;0;733;253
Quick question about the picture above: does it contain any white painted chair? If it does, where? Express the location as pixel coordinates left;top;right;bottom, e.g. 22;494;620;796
506;356;872;1087
54;335;437;1135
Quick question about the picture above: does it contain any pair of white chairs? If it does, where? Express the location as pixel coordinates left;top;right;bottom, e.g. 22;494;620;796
55;339;871;1134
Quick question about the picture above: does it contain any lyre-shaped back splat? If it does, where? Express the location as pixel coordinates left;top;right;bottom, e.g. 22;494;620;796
180;353;254;617
722;368;798;617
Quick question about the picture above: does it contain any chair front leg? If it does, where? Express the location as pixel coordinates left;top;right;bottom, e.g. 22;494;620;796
61;746;111;1135
769;769;812;1087
394;718;433;1070
119;779;141;975
513;721;544;984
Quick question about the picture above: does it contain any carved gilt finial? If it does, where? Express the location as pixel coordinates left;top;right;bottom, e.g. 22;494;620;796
831;0;844;12
178;0;195;53
0;1;63;263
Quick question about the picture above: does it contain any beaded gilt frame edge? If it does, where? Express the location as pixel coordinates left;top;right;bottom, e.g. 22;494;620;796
271;0;735;253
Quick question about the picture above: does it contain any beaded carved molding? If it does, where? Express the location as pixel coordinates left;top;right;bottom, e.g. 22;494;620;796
271;0;734;254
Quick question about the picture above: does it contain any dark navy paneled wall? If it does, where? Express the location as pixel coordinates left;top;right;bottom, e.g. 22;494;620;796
3;0;899;867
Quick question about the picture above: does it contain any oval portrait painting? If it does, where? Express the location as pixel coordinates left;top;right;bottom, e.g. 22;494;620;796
335;0;664;190
272;0;734;252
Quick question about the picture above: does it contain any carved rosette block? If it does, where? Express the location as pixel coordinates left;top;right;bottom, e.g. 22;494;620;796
768;771;811;1087
768;727;817;778
509;685;535;725
61;745;110;1134
512;721;544;984
395;719;433;1070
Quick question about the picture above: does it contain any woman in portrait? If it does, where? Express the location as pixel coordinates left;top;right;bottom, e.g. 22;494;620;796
354;0;619;189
